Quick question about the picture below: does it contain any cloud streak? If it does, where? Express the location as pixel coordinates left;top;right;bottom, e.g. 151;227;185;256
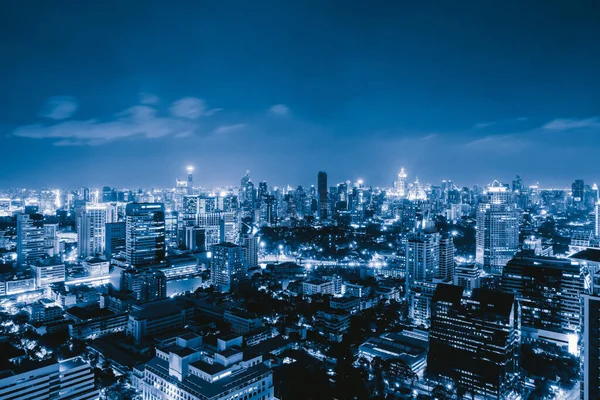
39;96;78;120
543;117;600;130
268;104;290;116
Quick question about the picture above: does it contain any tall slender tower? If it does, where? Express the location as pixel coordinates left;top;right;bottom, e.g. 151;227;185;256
187;166;194;195
594;183;599;237
396;168;408;197
318;171;328;219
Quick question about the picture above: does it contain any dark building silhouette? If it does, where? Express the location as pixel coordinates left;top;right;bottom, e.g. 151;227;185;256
318;171;328;219
105;222;126;259
427;284;519;399
125;203;165;267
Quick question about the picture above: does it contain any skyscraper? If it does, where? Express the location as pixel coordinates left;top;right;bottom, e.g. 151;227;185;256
105;221;126;259
16;213;45;266
405;231;440;289
125;203;166;267
78;204;107;258
211;242;246;293
572;179;585;209
438;236;455;282
242;234;259;270
582;294;600;400
475;181;520;274
502;253;583;352
187;165;194;195
318;171;328;219
427;285;519;398
395;167;407;197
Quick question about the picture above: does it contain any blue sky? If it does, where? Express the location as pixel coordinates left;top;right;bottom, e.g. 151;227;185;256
1;1;599;189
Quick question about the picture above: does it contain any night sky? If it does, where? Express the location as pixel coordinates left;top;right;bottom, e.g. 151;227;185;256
1;1;599;189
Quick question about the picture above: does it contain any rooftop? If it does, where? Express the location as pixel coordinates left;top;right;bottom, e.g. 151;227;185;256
570;248;600;263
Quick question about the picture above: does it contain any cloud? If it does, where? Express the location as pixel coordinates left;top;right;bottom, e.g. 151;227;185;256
13;102;199;145
473;122;495;129
170;97;206;119
268;104;290;116
139;92;160;105
419;133;437;141
213;124;246;134
39;96;78;120
542;117;600;130
463;134;530;152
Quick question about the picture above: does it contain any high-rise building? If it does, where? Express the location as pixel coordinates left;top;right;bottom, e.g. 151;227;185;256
318;171;328;219
438;236;455;282
16;213;45;266
453;263;481;291
242;234;259;270
572;179;585;209
105;221;126;259
43;223;60;256
427;285;519;399
582;294;600;400
77;204;107;258
395;167;408;197
211;242;246;293
187;166;194;195
165;209;179;248
405;231;440;289
502;253;584;352
125;203;166;267
0;357;98;400
475;181;520;274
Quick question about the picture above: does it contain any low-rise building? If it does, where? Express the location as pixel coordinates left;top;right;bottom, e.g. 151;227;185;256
224;308;263;334
67;305;128;339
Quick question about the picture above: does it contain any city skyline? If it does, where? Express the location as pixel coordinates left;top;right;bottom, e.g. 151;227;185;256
1;1;600;188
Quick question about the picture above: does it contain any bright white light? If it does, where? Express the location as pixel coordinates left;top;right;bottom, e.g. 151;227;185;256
187;166;194;173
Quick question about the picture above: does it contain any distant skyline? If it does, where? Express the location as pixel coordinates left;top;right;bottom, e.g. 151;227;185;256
1;1;600;188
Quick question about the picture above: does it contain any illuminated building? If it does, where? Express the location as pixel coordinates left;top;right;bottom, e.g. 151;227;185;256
43;223;60;256
394;167;408;197
183;226;206;252
165;209;179;248
408;280;437;327
502;253;584;352
438;236;455;282
125;203;166;267
242;234;259;270
122;267;167;302
0;357;98;400
105;221;126;259
139;332;274;400
572;179;585;210
407;177;427;201
582;294;600;400
77;204;107;258
318;171;328;219
427;285;519;399
475;180;520;274
210;243;246;293
16;213;45;266
405;231;440;289
453;263;480;291
30;257;66;289
187;165;194;196
127;299;193;343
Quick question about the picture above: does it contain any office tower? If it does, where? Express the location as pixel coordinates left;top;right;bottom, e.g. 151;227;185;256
438;236;455;282
582;294;600;400
453;263;481;291
187;166;194;195
79;204;107;257
81;187;90;202
502;254;584;352
43;222;60;256
408;280;437;327
318;171;328;219
125;203;166;267
512;175;524;194
122;268;166;302
102;186;116;202
77;212;92;258
405;231;440;289
16;213;45;266
258;181;268;203
211;243;246;293
165;209;179;248
475;181;520;274
183;226;206;252
105;221;126;259
427;285;519;399
0;357;98;400
573;179;585;209
139;333;274;400
395;167;408;197
242;234;259;270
